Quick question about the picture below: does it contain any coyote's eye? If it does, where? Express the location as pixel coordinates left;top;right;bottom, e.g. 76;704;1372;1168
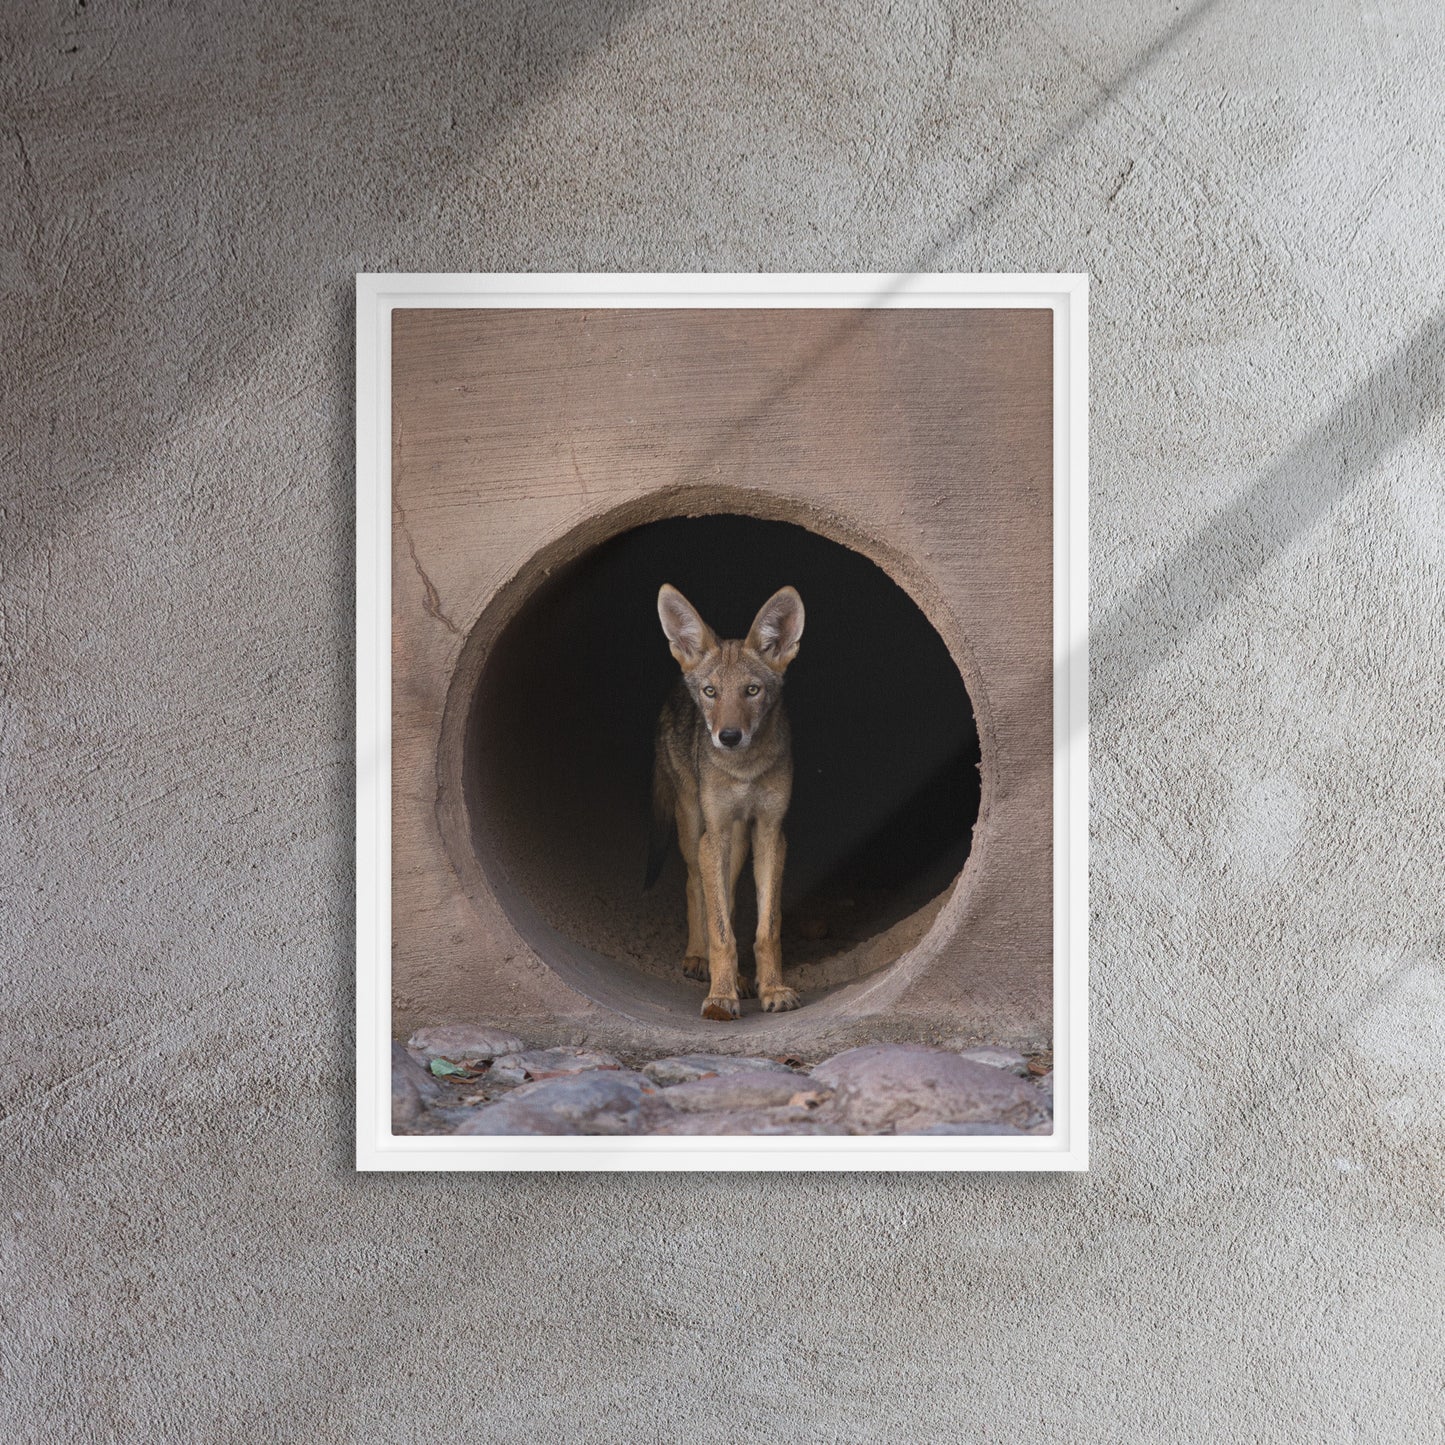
702;686;717;698
745;684;761;696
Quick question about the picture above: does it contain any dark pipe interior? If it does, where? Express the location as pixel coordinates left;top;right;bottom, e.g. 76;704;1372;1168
465;514;981;990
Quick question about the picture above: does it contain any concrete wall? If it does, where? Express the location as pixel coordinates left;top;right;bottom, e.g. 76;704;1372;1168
393;305;1054;1055
3;1;1440;1439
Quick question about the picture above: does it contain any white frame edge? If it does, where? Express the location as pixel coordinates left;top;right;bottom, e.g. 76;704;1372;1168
355;273;1089;1172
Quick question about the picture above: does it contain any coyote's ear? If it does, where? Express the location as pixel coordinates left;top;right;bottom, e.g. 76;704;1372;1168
658;584;717;671
746;586;805;672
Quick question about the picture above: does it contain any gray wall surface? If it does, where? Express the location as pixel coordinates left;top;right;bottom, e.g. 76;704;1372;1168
2;0;1440;1439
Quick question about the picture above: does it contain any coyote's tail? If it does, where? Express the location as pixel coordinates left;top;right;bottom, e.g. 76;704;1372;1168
644;761;674;891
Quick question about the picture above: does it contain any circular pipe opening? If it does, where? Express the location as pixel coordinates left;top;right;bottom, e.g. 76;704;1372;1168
445;506;984;1023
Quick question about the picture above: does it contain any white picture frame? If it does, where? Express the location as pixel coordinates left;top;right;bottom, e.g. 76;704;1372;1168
357;273;1088;1171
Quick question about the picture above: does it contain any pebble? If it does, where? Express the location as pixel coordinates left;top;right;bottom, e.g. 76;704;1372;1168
661;1073;832;1114
406;1024;524;1064
642;1054;802;1086
812;1045;1051;1134
487;1047;623;1085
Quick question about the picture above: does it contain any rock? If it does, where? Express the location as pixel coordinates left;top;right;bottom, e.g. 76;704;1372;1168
392;1070;422;1131
812;1045;1050;1134
955;1046;1030;1076
391;1041;447;1132
392;1040;446;1100
487;1047;623;1085
455;1070;660;1136
1035;1070;1054;1110
661;1073;832;1113
650;1106;849;1136
455;1109;586;1136
796;916;830;941
406;1024;524;1064
912;1122;1034;1136
642;1054;801;1086
455;1108;586;1136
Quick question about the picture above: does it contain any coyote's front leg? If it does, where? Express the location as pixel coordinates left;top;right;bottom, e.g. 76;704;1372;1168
697;827;740;1020
727;818;755;999
753;820;800;1012
676;797;709;985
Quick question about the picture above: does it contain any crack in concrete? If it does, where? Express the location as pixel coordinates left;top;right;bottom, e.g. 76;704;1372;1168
393;497;461;637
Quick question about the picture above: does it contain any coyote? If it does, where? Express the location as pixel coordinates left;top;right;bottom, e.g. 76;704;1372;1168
645;583;806;1020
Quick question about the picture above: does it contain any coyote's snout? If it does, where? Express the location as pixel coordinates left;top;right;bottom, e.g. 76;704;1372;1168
646;583;806;1020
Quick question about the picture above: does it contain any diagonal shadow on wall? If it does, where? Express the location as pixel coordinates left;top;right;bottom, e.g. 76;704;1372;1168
1087;305;1445;730
0;0;649;573
651;0;1225;507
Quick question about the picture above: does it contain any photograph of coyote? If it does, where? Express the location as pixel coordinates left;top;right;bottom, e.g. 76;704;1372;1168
376;286;1068;1154
648;584;807;1020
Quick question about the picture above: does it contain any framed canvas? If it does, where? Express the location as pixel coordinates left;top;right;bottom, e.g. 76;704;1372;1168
357;273;1088;1171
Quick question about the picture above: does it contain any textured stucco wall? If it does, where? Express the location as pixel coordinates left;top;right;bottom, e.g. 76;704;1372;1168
3;1;1441;1439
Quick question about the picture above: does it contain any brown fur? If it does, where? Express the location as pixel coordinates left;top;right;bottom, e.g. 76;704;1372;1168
650;584;806;1019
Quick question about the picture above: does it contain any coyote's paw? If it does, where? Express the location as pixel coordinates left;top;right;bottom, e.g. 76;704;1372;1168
736;974;757;999
760;985;802;1013
701;995;741;1021
683;955;709;983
